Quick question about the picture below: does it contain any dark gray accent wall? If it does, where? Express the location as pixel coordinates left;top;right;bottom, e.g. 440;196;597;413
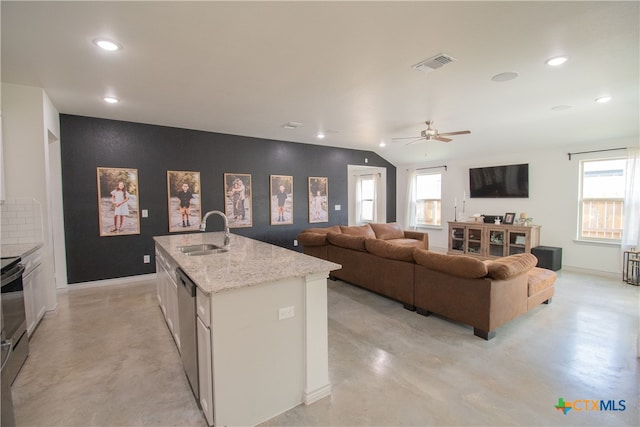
60;114;396;283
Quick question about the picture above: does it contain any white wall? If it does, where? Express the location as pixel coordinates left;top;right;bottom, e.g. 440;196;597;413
2;83;62;311
396;138;636;275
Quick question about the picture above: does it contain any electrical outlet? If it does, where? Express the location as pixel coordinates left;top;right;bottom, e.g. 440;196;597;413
335;205;341;211
293;239;298;247
143;255;150;264
142;209;149;218
278;306;294;320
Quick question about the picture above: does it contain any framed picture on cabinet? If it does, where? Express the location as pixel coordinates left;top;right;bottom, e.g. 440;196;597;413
96;167;140;236
503;212;516;225
308;176;328;223
167;171;201;232
270;175;293;225
224;173;252;228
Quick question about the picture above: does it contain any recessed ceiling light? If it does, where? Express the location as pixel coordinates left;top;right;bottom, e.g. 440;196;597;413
379;142;386;148
103;97;119;104
316;132;325;139
491;72;519;82
595;96;612;103
93;38;122;51
546;56;568;66
551;105;573;111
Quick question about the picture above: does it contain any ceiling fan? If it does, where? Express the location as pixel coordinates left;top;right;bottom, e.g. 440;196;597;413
393;121;470;145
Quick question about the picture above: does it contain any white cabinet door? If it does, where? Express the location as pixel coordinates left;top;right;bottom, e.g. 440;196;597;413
197;316;213;426
166;272;180;351
23;249;46;337
23;269;36;336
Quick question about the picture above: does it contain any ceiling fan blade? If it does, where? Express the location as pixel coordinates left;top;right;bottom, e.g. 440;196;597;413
434;136;452;142
392;136;422;140
405;138;426;146
438;130;471;136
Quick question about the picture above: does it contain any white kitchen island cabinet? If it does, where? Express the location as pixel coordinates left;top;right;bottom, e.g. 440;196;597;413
154;232;340;427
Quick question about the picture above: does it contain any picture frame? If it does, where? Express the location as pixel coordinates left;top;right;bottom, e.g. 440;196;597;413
96;167;140;236
270;175;293;225
167;171;201;232
224;173;252;228
503;212;516;225
308;177;328;223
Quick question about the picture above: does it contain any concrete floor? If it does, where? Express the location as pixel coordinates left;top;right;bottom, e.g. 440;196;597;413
12;270;639;426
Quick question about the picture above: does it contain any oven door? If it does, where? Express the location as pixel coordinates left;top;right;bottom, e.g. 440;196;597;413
1;262;29;386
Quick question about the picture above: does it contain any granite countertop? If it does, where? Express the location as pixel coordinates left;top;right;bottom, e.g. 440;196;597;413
1;242;43;259
154;232;341;295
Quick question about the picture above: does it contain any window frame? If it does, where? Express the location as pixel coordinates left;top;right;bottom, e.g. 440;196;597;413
414;171;442;228
358;175;375;223
577;158;625;243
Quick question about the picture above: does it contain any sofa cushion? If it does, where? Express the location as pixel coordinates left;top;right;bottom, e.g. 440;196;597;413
340;224;376;238
527;267;557;296
327;232;367;252
365;239;415;262
485;253;538;280
413;249;488;279
303;225;342;235
370;222;405;240
385;238;423;247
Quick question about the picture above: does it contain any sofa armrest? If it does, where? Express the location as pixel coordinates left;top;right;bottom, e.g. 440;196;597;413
403;231;429;249
297;232;328;247
484;253;538;280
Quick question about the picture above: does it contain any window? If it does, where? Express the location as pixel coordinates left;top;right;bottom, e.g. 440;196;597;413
579;158;626;241
359;175;375;222
415;173;442;227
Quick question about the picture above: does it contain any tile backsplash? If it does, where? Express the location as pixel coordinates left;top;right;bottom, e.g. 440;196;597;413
1;198;44;244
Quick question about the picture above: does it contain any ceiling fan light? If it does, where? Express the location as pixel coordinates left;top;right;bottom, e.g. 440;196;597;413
93;38;122;51
546;56;568;66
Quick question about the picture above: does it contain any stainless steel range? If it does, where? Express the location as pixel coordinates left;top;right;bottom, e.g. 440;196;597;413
1;256;30;427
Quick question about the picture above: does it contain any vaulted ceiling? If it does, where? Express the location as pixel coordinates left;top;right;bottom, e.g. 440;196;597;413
2;1;638;165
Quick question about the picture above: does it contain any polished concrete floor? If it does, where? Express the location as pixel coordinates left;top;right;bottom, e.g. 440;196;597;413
12;270;639;426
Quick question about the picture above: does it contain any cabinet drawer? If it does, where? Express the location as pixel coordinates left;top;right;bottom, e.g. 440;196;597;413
196;287;211;327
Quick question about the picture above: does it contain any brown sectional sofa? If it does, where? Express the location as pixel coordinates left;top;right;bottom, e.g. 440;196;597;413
298;223;428;309
297;222;556;340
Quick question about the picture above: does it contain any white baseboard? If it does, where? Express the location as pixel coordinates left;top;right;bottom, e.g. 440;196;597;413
60;273;157;291
304;383;331;405
560;265;619;280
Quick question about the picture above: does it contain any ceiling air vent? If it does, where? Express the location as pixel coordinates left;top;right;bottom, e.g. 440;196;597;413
412;53;456;73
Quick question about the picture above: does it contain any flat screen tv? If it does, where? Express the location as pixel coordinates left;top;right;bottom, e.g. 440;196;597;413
469;163;529;198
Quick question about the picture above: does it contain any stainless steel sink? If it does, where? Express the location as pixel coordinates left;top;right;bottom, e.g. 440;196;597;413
178;244;229;256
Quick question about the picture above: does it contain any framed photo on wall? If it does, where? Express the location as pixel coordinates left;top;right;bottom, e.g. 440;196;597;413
270;175;293;225
96;167;140;236
308;177;328;223
224;173;252;228
167;171;201;232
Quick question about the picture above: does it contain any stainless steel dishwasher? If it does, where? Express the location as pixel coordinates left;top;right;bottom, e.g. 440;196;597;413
176;267;199;402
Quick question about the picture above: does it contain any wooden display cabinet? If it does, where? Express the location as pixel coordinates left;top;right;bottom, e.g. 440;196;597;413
448;221;540;259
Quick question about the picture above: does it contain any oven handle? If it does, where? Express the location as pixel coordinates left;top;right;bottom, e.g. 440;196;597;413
0;340;12;371
1;264;26;286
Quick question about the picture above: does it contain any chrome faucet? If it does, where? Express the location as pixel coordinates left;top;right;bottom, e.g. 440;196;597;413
200;210;231;247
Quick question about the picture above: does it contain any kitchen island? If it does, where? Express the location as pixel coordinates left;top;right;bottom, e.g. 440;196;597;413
153;232;340;427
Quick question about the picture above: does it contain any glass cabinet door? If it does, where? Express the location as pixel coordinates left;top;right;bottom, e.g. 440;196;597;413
450;226;465;253
488;229;506;257
508;231;527;255
466;227;483;255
